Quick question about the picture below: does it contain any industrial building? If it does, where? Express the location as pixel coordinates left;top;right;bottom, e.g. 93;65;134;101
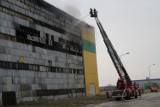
134;78;160;89
0;0;99;106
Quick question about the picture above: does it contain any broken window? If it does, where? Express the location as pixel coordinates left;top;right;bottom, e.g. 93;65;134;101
51;35;54;41
46;33;49;45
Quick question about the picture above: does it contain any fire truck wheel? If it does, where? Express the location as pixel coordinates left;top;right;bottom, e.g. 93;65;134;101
115;98;121;101
135;95;138;98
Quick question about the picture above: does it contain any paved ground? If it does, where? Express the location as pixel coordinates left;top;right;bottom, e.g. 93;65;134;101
85;92;160;107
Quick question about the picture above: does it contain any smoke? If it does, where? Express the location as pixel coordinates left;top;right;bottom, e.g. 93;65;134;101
64;5;81;19
63;0;81;19
44;0;81;19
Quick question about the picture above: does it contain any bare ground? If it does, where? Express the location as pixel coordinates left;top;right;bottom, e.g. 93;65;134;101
10;94;110;107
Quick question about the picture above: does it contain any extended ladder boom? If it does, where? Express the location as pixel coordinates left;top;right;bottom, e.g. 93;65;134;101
90;9;131;87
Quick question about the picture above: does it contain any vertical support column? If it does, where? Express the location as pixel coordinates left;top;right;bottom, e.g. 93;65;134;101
82;24;99;96
0;93;2;106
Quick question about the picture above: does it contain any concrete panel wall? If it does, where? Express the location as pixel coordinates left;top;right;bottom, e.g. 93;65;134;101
0;0;81;38
0;0;85;105
0;39;83;69
0;69;85;103
0;92;2;106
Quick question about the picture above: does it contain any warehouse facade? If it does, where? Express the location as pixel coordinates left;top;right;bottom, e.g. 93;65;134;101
134;78;160;89
0;0;99;106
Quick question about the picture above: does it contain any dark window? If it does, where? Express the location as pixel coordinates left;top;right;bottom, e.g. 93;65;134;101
19;63;23;69
77;69;80;74
51;36;54;41
0;61;84;75
48;67;51;72
48;60;52;66
62;68;66;73
12;63;16;69
46;33;49;45
69;69;72;74
57;68;61;73
2;91;16;106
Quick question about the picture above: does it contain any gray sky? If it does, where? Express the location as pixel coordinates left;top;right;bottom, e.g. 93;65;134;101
44;0;160;86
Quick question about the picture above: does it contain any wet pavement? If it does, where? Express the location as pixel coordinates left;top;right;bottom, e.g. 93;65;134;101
85;92;160;107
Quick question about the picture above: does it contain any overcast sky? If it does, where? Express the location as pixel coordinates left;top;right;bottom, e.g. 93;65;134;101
44;0;160;86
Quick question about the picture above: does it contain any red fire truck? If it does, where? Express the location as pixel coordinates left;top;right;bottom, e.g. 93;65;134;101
90;9;141;100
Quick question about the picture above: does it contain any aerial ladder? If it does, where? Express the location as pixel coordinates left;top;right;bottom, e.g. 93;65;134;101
90;9;141;100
